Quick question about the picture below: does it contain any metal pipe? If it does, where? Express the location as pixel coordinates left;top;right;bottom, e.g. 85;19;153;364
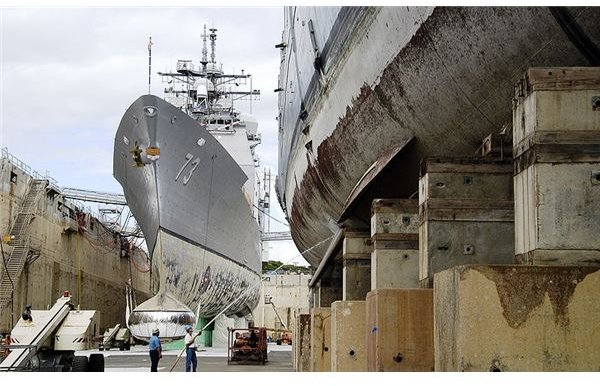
308;228;344;289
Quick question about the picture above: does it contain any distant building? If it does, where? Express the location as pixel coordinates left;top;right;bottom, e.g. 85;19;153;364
255;273;311;339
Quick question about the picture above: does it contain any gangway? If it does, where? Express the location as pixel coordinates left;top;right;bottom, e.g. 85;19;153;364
61;187;127;205
261;231;292;242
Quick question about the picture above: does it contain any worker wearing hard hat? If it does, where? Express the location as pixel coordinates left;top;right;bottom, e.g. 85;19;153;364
184;325;198;372
149;328;162;372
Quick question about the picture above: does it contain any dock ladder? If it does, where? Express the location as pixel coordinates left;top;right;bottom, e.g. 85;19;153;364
0;179;47;311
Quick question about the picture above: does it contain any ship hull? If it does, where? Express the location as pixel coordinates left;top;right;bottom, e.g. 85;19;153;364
277;6;600;266
153;229;260;318
114;95;261;338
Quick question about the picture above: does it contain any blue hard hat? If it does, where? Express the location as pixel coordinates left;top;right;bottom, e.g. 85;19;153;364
185;325;192;331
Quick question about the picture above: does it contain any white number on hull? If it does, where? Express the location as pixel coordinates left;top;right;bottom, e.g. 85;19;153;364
175;153;200;185
183;158;200;185
175;139;207;185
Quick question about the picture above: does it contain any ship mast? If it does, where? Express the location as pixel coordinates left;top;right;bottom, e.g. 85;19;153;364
156;25;260;122
209;27;217;65
201;25;208;73
208;27;219;111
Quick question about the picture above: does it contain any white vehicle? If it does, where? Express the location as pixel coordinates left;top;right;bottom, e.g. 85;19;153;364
0;291;104;371
99;324;132;351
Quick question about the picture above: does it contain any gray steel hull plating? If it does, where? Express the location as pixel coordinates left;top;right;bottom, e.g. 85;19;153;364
113;95;261;334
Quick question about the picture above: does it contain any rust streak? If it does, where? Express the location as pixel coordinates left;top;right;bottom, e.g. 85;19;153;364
474;266;600;329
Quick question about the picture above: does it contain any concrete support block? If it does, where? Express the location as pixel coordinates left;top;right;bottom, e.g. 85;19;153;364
419;209;515;282
514;163;600;264
317;284;342;307
371;199;418;236
331;301;366;372
512;68;600;265
310;307;331;372
371;248;419;289
370;199;419;289
343;231;372;258
294;313;311;372
342;231;371;301
342;258;370;301
513;67;600;149
419;159;514;204
434;265;600;371
418;158;515;283
366;289;434;371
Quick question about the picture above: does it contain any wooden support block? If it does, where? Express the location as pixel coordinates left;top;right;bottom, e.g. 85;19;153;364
331;301;366;372
434;265;600;371
366;289;434;371
513;130;600;166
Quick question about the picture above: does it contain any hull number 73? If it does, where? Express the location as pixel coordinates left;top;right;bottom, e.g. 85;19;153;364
175;153;200;185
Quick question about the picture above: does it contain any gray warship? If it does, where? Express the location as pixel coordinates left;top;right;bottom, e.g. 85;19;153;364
113;26;262;340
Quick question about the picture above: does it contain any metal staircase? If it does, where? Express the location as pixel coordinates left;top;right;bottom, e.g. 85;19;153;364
0;179;47;310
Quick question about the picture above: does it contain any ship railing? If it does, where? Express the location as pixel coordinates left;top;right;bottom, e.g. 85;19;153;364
1;147;59;190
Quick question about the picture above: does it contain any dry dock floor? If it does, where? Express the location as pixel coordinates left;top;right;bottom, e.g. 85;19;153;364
77;343;292;372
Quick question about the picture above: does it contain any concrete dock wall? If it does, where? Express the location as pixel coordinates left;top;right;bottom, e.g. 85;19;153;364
0;157;151;333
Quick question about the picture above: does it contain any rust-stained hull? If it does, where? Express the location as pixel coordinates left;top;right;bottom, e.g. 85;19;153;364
276;6;600;266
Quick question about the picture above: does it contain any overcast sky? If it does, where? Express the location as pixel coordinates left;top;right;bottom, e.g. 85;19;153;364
0;6;308;265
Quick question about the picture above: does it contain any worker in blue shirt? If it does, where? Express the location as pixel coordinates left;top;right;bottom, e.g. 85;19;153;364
149;328;162;372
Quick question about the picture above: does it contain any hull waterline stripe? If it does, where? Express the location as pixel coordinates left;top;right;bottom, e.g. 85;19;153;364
158;227;261;275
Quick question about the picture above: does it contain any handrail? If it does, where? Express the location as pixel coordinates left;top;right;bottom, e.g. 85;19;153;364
1;147;124;230
1;147;59;188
